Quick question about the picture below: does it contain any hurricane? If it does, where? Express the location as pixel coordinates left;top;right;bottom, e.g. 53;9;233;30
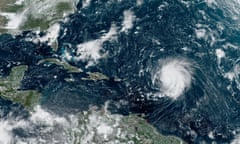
153;58;194;99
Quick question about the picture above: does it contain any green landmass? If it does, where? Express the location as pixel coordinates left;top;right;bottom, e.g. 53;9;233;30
0;0;16;33
81;72;110;81
0;0;77;32
37;58;82;73
68;107;187;144
0;16;7;32
0;0;17;10
81;71;121;82
20;16;51;31
122;115;186;144
0;65;40;109
2;4;24;13
56;2;72;13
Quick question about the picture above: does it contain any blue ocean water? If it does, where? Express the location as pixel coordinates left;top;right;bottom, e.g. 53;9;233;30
1;0;240;143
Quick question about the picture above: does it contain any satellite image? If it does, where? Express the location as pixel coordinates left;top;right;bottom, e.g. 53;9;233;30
0;0;240;143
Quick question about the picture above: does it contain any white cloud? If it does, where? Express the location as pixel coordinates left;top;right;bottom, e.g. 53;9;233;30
121;10;136;32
